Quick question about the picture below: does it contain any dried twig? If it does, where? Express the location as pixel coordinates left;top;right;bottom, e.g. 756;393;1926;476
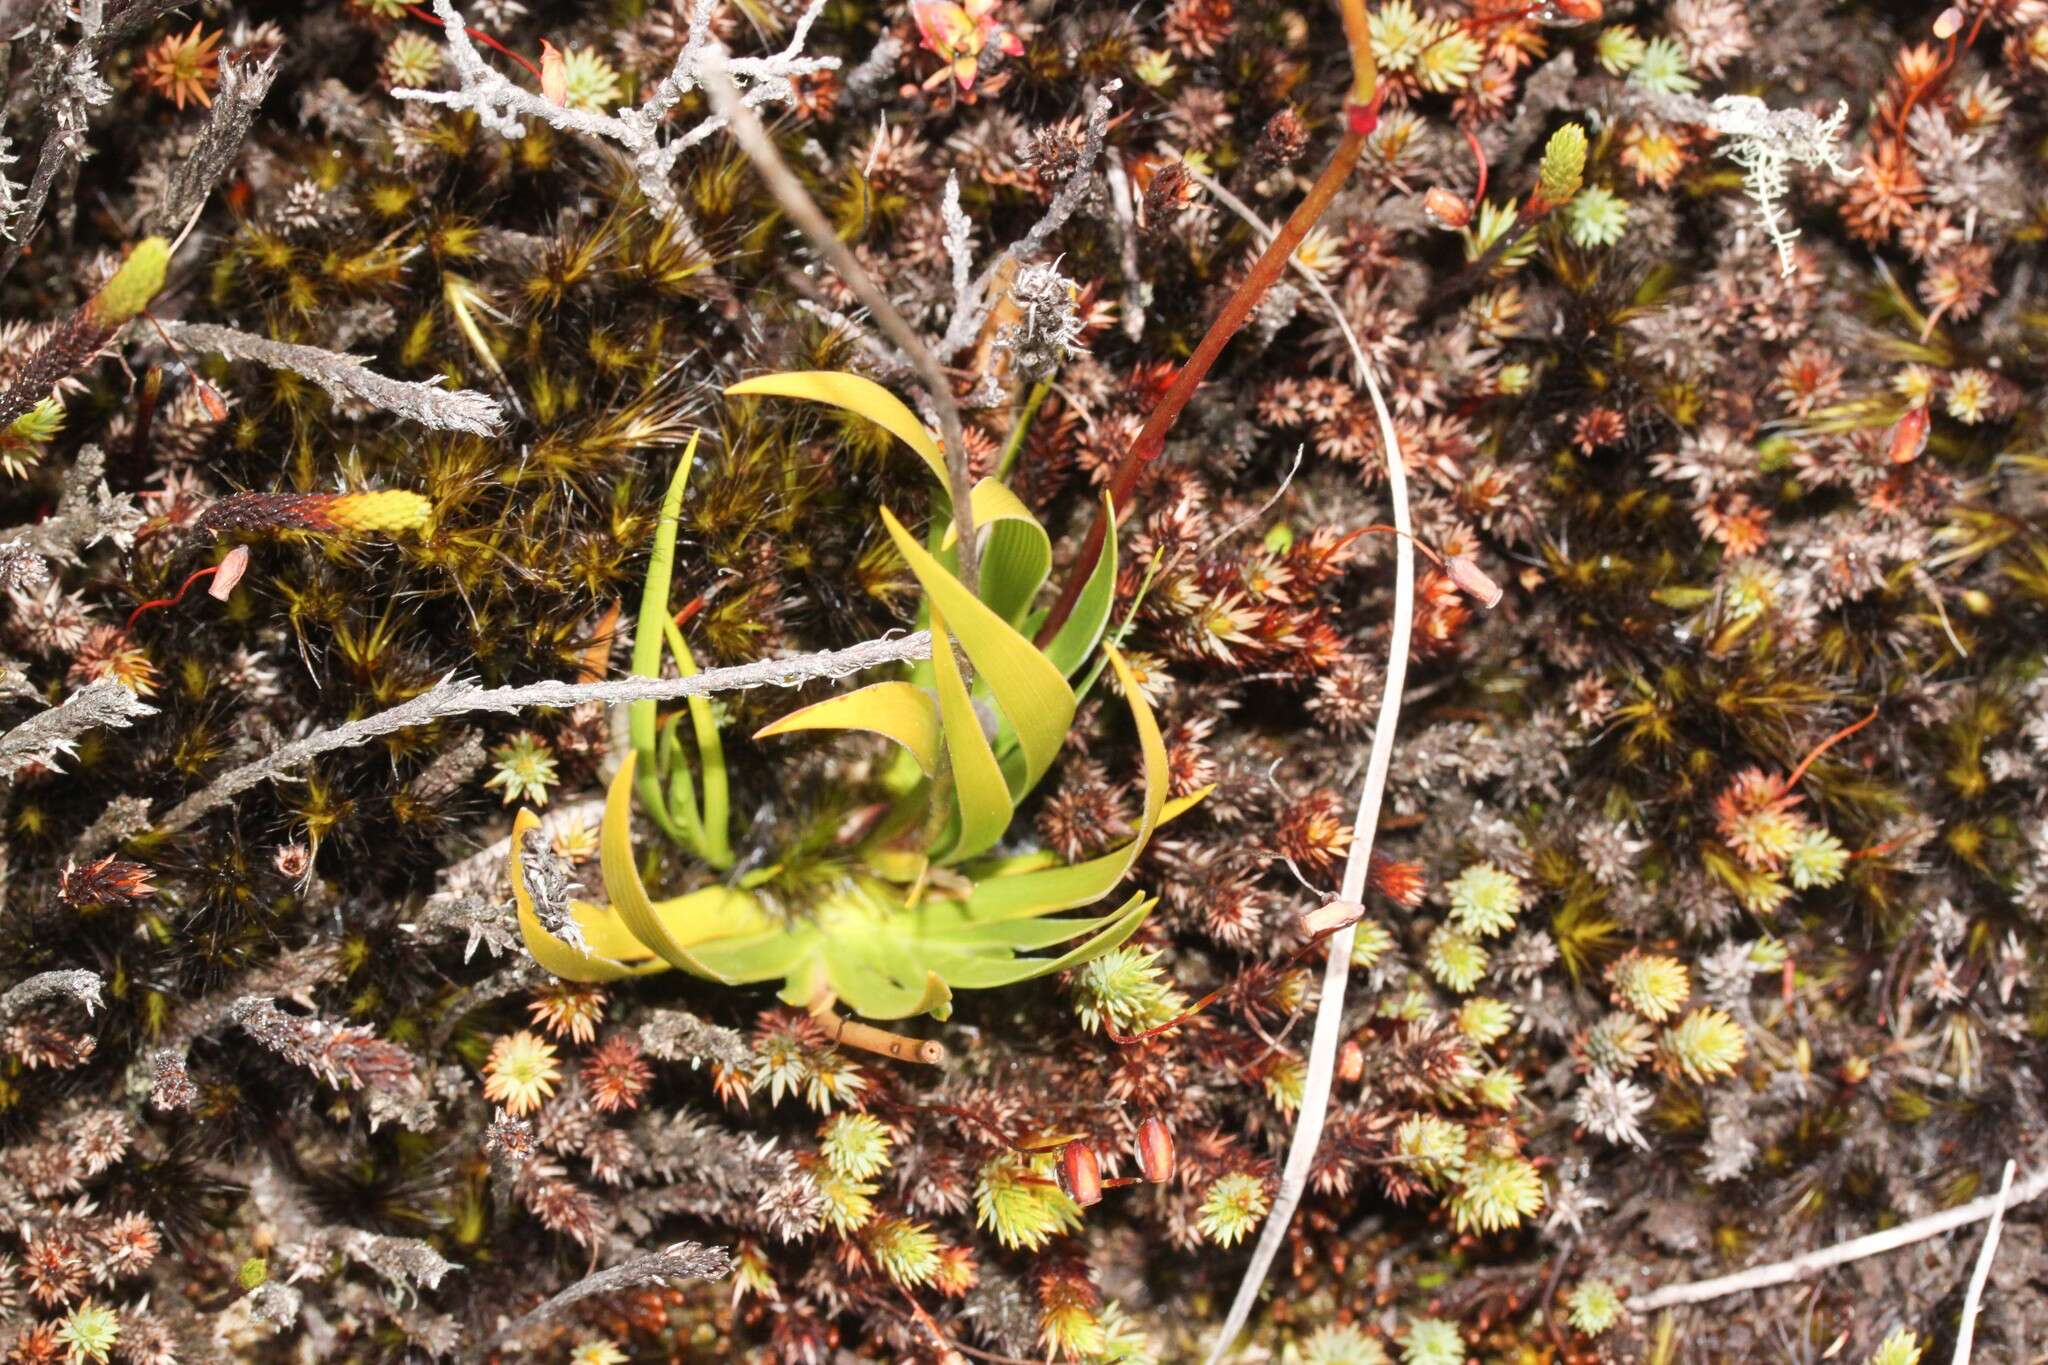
0;444;146;565
1630;1163;2048;1313
703;62;981;595
0;678;155;780
151;631;933;835
151;53;277;232
159;321;505;435
1954;1159;2016;1364
0;967;104;1023
466;1240;731;1362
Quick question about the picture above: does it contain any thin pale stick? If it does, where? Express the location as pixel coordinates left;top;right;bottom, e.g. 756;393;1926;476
1953;1159;2016;1364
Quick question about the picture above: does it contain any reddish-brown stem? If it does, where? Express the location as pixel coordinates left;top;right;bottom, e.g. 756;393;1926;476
1892;8;1989;143
1781;707;1879;794
1461;123;1489;210
128;565;222;630
1108;922;1350;1045
403;3;544;80
1035;1;1380;647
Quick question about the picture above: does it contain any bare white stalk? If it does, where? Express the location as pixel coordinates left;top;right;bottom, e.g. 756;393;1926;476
1202;210;1416;1361
1954;1159;2016;1364
1631;1163;2048;1313
152;632;932;835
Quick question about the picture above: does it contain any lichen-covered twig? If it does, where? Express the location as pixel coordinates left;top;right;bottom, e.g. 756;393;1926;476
0;444;146;567
1631;1162;2048;1313
933;84;1119;364
1954;1158;2016;1364
704;62;982;595
393;0;834;239
159;320;505;435
0;967;104;1023
466;1240;732;1362
152;52;277;232
152;631;933;834
0;678;156;779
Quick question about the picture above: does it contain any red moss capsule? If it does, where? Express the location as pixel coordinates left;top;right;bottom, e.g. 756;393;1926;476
1061;1141;1102;1207
1137;1117;1175;1185
1302;898;1364;937
207;544;249;601
1337;1039;1364;1084
1887;405;1931;465
1423;187;1472;229
1445;554;1504;610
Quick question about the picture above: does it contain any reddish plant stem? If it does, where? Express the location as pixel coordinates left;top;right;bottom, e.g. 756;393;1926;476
403;3;544;80
1033;0;1379;648
1034;110;1378;644
127;565;222;630
1461;122;1489;209
1782;707;1879;794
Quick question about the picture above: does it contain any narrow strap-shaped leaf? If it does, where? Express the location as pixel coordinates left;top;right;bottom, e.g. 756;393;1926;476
663;618;732;869
923;894;1152;988
755;680;942;776
602;755;737;982
958;479;1051;628
631;434;700;848
726;372;949;490
508;809;666;982
1042;492;1120;679
928;607;1013;865
685;925;814;985
882;506;1075;794
961;644;1168;922
926;902;1137;951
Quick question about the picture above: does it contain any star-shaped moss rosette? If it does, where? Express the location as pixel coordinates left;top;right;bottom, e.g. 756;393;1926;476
510;373;1205;1046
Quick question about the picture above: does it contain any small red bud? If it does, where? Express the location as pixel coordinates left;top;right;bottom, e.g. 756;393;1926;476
1337;1039;1364;1084
1423;186;1472;229
208;544;250;602
1137;1117;1175;1184
1061;1140;1103;1207
194;380;229;423
1445;554;1504;609
1887;405;1931;465
1345;98;1380;138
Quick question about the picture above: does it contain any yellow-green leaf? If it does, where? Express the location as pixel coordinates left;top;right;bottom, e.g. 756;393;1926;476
1041;493;1120;679
603;755;740;981
508;808;665;982
961;643;1169;922
929;607;1013;864
882;506;1074;794
755;681;942;777
727;372;949;489
959;479;1051;627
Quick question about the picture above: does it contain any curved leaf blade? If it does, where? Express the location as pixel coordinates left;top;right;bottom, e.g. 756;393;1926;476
726;371;949;489
929;607;1013;864
755;680;942;777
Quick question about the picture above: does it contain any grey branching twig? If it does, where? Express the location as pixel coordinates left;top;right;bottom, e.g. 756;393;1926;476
639;1008;756;1072
0;968;104;1023
152;53;278;232
160;321;505;435
704;62;983;595
152;631;933;834
393;0;834;236
933;84;1118;364
467;1241;731;1362
1630;1163;2048;1313
1954;1159;2017;1365
0;678;156;779
0;444;146;565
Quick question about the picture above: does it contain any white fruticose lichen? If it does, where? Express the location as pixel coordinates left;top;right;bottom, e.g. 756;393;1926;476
1699;95;1859;277
0;135;23;241
391;0;836;226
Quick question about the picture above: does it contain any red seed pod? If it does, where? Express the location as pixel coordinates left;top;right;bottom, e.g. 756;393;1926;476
1887;405;1931;465
194;380;229;423
1137;1117;1175;1185
1423;186;1472;229
1337;1039;1364;1084
1061;1141;1103;1207
539;39;569;107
